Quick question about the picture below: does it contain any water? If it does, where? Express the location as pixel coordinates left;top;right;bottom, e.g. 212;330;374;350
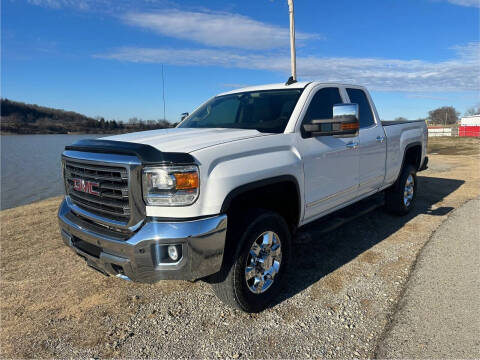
1;134;102;210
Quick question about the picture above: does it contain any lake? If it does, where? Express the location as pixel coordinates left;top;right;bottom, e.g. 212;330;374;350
1;134;103;210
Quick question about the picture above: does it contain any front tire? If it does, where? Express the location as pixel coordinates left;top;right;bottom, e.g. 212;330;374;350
210;209;291;312
385;164;418;215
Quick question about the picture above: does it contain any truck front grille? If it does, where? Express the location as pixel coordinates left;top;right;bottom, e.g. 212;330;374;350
64;159;130;222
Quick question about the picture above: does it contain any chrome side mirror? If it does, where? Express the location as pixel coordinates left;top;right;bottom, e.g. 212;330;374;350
302;103;359;138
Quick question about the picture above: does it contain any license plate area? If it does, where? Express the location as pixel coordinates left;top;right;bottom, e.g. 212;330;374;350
72;237;102;258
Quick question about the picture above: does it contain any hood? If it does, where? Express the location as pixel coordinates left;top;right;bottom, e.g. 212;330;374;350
102;128;269;153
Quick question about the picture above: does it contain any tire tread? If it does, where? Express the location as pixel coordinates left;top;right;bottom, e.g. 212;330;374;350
385;164;417;215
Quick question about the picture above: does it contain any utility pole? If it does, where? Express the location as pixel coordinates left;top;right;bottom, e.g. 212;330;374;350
288;0;297;81
162;64;166;121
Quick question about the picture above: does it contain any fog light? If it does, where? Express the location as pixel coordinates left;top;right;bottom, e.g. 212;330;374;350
167;245;179;261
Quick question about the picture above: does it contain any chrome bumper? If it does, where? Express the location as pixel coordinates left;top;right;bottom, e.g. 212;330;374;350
58;199;227;282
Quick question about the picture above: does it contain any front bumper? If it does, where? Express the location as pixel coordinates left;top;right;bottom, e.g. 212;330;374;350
58;199;227;282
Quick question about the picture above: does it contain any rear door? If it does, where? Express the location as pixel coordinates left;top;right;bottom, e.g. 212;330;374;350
297;86;360;223
346;88;386;195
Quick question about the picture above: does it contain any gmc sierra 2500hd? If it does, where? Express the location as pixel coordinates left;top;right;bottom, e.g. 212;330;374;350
58;82;428;312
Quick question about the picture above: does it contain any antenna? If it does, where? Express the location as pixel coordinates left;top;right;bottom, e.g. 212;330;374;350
162;64;166;121
288;0;297;82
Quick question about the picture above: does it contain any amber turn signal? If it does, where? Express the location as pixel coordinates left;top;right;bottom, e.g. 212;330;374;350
341;122;359;131
174;172;199;190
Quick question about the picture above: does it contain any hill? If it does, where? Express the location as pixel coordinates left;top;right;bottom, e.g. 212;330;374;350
0;99;173;134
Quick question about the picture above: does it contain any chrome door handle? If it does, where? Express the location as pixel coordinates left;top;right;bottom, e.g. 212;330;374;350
376;136;385;143
346;142;359;149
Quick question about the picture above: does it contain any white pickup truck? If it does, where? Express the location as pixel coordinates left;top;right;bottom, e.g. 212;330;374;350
58;81;428;312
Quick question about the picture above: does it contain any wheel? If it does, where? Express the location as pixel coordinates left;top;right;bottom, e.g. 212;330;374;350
385;164;418;215
209;209;291;312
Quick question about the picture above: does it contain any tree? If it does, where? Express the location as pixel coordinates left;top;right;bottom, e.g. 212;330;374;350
464;105;480;116
428;106;459;125
156;119;170;128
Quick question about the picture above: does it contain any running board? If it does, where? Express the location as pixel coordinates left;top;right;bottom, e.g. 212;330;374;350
297;193;384;240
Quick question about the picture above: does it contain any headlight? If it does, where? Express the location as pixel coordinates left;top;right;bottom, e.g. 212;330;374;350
142;165;199;206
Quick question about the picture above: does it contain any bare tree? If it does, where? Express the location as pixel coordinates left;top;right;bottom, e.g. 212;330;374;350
428;106;459;125
464;106;480;116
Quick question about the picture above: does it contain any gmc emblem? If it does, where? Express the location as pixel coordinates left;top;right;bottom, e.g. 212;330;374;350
73;179;100;196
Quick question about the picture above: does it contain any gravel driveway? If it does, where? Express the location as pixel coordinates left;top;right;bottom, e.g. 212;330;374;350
1;146;479;359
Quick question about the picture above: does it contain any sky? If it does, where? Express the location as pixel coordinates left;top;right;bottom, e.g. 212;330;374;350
2;0;479;122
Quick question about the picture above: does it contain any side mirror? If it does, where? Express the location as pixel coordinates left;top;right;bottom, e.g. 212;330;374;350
181;112;189;121
302;103;359;138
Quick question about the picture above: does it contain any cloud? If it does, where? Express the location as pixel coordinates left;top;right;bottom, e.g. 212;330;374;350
96;42;480;92
27;0;89;10
444;0;480;7
123;10;322;50
26;0;173;12
451;41;480;60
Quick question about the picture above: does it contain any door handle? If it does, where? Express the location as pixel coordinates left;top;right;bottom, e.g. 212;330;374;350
346;142;359;149
376;136;385;143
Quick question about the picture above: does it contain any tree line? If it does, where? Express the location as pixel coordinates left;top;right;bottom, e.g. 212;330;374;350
0;99;176;134
393;105;479;125
2;98;479;134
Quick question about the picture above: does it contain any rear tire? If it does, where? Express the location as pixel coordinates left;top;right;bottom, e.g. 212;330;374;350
209;209;291;313
385;164;418;215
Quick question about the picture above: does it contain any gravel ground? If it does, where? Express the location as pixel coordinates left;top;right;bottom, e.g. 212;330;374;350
376;198;480;358
1;143;479;359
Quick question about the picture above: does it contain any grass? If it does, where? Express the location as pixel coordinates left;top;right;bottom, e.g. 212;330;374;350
427;137;480;156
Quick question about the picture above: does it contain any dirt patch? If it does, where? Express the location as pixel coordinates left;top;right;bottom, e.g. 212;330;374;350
378;256;409;281
428;137;479;156
315;269;349;294
276;305;305;323
358;250;383;264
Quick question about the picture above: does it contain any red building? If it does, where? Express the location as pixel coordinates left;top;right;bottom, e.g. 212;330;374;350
459;115;480;137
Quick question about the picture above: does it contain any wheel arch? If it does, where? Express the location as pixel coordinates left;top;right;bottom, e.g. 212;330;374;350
220;175;302;231
402;141;423;171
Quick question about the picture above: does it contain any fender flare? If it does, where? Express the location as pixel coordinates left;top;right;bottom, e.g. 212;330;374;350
396;141;423;182
220;175;301;223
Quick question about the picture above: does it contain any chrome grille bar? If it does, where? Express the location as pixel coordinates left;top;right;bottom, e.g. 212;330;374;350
64;159;130;222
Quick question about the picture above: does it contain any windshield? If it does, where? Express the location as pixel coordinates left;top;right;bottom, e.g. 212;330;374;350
178;89;303;133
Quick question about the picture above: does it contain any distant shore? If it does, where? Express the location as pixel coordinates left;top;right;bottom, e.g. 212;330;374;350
1;98;176;135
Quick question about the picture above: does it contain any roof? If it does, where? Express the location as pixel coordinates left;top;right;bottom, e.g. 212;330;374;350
217;81;366;96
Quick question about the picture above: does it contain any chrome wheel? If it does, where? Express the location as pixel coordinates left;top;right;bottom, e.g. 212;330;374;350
404;174;415;207
245;231;282;294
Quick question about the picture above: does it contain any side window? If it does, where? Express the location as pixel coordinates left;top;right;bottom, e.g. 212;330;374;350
346;88;375;128
302;87;343;125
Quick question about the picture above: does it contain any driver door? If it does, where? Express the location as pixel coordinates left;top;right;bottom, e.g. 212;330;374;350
297;86;360;223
